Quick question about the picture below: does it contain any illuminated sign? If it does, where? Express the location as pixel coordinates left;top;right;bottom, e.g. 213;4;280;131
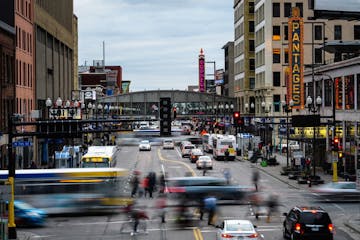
288;7;304;109
199;49;205;92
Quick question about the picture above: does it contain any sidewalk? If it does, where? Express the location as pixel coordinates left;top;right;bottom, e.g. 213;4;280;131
238;152;360;235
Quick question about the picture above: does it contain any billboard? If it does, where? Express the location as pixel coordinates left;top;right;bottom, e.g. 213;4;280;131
313;0;360;20
215;69;224;85
288;7;304;109
198;49;205;93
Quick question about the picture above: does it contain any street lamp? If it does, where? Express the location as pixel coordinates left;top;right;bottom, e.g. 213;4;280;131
45;97;52;119
282;100;294;169
55;97;62;119
306;95;322;178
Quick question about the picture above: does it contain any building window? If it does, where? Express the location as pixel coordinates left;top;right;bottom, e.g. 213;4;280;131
314;25;322;40
273;3;280;17
273;95;281;112
334;25;342;40
284;25;288;41
334;52;342;62
273;72;281;87
273;26;281;40
249;59;255;70
284;48;289;63
315;48;322;64
273;48;281;63
250;77;255;89
249;40;254;52
249;21;254;33
284;2;292;17
249;1;254;14
324;80;332;107
345;75;355;110
354;25;360;40
295;2;303;17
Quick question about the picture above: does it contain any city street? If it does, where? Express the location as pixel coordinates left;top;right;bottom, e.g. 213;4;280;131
19;143;359;240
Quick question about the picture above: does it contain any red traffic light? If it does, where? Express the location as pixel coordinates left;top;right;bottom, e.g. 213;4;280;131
334;138;339;144
233;111;240;119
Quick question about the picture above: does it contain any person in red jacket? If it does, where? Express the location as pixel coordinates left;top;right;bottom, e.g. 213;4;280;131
142;176;150;198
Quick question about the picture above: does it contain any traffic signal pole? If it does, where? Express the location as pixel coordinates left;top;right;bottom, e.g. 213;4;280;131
332;84;338;182
8;116;17;239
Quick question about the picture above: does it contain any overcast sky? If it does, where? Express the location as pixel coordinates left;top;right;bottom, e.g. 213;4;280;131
74;0;234;91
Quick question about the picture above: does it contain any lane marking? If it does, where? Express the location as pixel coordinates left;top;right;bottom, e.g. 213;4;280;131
157;149;196;176
193;227;204;240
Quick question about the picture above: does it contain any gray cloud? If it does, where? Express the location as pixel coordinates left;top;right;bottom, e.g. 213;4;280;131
75;0;233;91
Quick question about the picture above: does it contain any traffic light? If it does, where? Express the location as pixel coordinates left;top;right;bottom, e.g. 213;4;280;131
233;111;240;120
331;137;340;151
338;151;343;159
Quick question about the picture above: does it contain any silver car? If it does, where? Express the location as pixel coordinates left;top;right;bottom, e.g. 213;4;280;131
216;220;264;240
311;181;360;201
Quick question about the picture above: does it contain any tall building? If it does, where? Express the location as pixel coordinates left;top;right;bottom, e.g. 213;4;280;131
234;0;360;117
222;41;235;99
15;0;35;123
0;0;16;168
233;0;255;113
34;0;77;111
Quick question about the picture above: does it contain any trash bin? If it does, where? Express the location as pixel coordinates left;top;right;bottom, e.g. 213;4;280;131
261;160;268;167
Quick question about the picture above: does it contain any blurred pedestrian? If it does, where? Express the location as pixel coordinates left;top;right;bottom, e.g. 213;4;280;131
223;168;231;184
224;147;230;162
155;194;167;223
266;194;278;223
159;172;166;193
131;172;140;198
130;208;149;236
204;196;217;225
142;176;150;198
252;169;260;191
148;172;156;198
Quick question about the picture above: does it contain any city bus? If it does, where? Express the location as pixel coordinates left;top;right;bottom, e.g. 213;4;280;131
212;135;237;160
81;146;118;168
0;168;132;214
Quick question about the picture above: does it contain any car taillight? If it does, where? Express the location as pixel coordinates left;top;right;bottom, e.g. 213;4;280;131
328;223;334;232
165;186;185;193
247;233;258;238
221;233;234;238
295;223;301;232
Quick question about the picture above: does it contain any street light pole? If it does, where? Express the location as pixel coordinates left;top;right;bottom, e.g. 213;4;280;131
306;95;322;178
282;100;294;169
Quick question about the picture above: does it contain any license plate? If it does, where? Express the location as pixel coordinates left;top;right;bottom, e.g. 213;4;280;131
311;227;319;231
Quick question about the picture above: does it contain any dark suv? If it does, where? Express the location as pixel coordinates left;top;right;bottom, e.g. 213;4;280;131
283;206;334;240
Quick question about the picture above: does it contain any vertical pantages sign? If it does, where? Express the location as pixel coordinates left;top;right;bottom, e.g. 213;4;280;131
288;7;304;109
198;48;205;92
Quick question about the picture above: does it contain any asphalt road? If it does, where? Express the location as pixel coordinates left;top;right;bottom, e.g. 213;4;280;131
20;142;359;240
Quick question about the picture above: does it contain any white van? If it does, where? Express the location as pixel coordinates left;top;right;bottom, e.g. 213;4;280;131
181;144;196;158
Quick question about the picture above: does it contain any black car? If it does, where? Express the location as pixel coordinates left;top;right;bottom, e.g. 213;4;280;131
283;206;334;240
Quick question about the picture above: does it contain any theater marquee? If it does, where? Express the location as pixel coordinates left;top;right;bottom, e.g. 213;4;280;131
288;7;304;109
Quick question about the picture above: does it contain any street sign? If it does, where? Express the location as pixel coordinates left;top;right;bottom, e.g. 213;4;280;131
12;141;32;147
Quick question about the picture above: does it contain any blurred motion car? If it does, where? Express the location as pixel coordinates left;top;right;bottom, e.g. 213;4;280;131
163;139;175;149
189;148;203;163
311;181;360;201
196;155;213;169
165;176;254;201
283;206;334;240
14;200;47;227
181;144;196;158
216;219;264;240
138;140;151;151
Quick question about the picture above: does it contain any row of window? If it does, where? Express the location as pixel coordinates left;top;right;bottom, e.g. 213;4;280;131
234;1;255;23
273;2;303;18
16;98;33;117
272;47;322;64
272;24;360;41
16;26;33;54
1;53;14;84
15;60;33;88
16;0;32;21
